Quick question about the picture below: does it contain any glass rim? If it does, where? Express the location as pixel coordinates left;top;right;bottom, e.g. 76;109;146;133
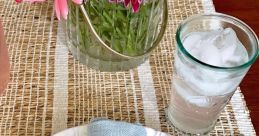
176;13;259;70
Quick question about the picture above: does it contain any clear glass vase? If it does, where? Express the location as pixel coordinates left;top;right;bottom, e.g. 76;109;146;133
66;0;168;71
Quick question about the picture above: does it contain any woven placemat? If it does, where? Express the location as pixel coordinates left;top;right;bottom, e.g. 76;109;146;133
0;0;256;135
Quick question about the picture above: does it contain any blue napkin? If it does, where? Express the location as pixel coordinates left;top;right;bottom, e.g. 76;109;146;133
87;118;168;136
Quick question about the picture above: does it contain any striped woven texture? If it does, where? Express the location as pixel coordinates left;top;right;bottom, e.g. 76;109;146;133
0;0;256;135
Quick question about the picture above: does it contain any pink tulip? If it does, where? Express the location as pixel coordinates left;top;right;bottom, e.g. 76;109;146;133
55;0;82;20
109;0;143;13
72;0;83;5
55;0;69;20
129;0;144;13
109;0;124;3
15;0;83;20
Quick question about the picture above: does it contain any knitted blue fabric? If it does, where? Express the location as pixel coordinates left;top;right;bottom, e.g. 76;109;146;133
87;119;147;136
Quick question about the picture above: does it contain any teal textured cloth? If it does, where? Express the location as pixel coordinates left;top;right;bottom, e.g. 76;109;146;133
87;119;168;136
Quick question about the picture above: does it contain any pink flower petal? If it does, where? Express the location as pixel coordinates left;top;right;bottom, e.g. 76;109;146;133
124;0;130;7
109;0;116;3
59;0;69;20
138;0;143;4
15;0;23;3
54;0;61;20
72;0;83;5
131;0;140;13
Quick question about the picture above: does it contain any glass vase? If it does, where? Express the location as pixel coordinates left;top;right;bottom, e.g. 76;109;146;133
66;0;168;71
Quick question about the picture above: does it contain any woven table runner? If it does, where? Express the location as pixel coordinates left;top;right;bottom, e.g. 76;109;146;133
0;0;256;135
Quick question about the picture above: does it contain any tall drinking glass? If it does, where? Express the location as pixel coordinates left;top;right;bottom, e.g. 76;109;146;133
166;13;259;135
0;21;9;96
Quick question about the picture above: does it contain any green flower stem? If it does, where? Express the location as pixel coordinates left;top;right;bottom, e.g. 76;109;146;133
69;0;159;56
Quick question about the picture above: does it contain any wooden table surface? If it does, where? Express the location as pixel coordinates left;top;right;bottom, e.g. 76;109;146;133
213;0;259;134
